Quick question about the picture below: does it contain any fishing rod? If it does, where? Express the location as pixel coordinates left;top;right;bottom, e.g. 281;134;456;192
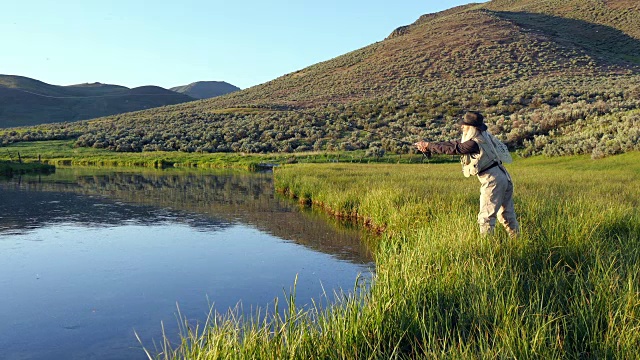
340;120;432;158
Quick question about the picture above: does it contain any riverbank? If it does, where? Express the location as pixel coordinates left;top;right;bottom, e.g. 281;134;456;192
154;152;640;358
0;140;453;171
0;160;55;177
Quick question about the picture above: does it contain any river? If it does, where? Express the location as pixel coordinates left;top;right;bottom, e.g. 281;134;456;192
0;168;373;360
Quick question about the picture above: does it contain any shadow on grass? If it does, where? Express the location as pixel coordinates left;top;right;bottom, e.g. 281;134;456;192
492;10;640;67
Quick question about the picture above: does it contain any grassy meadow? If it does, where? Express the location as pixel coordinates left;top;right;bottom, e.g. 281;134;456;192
0;140;450;171
151;152;639;359
0;140;278;170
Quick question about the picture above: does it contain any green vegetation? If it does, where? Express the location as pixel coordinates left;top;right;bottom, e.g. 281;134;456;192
2;1;639;159
0;160;54;176
152;153;640;358
0;140;283;170
1;1;636;357
521;109;640;158
0;140;454;171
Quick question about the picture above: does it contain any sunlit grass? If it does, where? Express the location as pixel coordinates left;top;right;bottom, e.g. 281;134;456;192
0;140;451;172
153;153;640;358
0;140;279;170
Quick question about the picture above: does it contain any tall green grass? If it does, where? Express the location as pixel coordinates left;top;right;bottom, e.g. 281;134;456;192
0;140;277;170
1;140;452;171
0;160;54;176
149;153;640;359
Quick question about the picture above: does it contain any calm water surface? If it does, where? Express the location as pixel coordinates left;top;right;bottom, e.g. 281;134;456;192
0;169;373;360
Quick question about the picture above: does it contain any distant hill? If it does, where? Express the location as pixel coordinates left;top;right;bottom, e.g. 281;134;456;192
0;75;195;128
4;0;640;158
170;81;240;99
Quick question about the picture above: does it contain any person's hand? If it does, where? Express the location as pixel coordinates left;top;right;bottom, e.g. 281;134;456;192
414;141;429;153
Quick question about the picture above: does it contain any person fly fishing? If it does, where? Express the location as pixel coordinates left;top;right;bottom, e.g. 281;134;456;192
414;111;520;237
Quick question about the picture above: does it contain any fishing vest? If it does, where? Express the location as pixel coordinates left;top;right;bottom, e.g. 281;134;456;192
461;132;501;178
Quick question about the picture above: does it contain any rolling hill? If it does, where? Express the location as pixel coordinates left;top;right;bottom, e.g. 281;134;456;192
0;75;196;128
3;0;640;158
170;81;240;99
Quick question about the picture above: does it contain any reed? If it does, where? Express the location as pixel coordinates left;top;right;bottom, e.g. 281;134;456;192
148;152;639;358
0;160;55;176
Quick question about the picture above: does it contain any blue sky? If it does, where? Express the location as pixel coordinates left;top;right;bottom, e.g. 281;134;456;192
2;1;482;90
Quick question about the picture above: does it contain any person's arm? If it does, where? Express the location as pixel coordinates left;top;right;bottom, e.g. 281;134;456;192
415;140;479;155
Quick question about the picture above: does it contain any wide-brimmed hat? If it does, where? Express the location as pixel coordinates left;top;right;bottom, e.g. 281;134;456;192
458;111;487;131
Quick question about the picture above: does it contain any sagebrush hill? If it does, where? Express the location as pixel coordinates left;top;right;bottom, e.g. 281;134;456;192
170;81;240;99
0;75;195;128
3;0;640;158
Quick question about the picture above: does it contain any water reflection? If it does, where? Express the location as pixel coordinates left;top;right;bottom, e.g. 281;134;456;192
0;169;374;360
0;169;372;262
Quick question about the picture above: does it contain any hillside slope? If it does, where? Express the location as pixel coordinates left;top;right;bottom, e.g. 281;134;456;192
170;81;240;99
199;0;639;109
0;75;195;128
4;0;640;158
485;0;640;38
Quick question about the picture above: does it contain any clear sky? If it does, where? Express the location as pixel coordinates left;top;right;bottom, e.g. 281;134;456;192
2;1;482;90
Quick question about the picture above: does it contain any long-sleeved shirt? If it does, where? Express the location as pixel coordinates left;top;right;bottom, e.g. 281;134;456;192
429;140;479;155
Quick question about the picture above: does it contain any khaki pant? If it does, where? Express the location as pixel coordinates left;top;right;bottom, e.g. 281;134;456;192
477;165;519;236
